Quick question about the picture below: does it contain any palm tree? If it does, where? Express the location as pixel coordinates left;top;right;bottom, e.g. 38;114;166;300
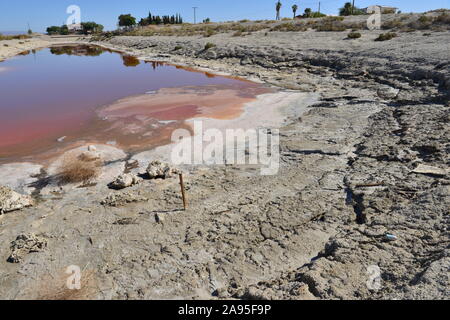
292;4;298;18
304;8;312;18
276;1;282;20
339;2;353;16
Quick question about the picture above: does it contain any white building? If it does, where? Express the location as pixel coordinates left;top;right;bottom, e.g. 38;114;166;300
67;23;82;32
363;5;399;14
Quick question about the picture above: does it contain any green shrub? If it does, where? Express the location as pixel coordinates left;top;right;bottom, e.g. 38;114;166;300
347;32;361;39
325;16;345;22
435;12;450;24
315;22;347;31
203;28;216;37
314;17;351;31
174;45;183;51
0;34;31;41
418;15;433;23
382;19;404;30
375;32;397;41
204;42;216;50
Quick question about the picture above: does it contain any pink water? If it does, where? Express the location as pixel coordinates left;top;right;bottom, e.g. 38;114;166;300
0;45;268;163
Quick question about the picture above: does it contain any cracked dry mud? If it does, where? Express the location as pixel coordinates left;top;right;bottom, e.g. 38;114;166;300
0;20;449;300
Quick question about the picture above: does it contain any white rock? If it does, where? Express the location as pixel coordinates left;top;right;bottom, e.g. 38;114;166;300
0;186;33;214
79;151;101;162
7;233;47;263
109;173;139;189
146;160;180;179
412;164;448;177
377;86;400;100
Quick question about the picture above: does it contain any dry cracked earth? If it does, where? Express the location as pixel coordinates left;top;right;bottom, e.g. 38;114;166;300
0;17;449;300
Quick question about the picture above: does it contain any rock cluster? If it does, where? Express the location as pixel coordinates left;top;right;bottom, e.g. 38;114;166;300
109;173;140;190
101;192;148;207
146;160;180;179
7;233;47;263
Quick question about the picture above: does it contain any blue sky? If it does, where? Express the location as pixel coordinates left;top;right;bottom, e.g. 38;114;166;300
1;0;449;32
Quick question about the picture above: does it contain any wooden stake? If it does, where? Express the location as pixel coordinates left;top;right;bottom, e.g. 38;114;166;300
179;173;187;210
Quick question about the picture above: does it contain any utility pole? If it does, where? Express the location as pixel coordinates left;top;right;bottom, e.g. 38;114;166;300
352;0;355;15
318;2;321;14
192;7;198;24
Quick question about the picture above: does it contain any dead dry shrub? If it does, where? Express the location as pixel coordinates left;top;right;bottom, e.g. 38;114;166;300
270;22;307;32
57;153;103;184
315;22;347;32
375;32;397;41
0;34;31;41
127;21;267;37
347;31;362;39
382;19;404;30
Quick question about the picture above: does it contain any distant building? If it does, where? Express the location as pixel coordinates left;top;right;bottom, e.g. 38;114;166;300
67;23;82;33
363;5;399;14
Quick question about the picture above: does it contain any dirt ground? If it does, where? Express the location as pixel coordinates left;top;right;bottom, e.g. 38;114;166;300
0;13;449;300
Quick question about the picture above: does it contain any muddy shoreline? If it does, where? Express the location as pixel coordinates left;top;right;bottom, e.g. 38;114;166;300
0;43;275;167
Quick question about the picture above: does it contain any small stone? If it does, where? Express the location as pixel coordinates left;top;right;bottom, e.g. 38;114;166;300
78;151;101;162
240;57;252;65
385;234;398;241
109;174;139;190
155;212;165;223
113;217;137;225
146;160;180;179
57;136;66;142
215;287;230;298
88;145;97;152
377;86;400;100
101;192;147;207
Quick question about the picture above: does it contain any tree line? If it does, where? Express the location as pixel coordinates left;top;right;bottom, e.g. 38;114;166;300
46;11;183;35
46;22;104;35
139;13;183;26
274;1;376;20
118;12;183;29
46;2;386;36
275;1;325;20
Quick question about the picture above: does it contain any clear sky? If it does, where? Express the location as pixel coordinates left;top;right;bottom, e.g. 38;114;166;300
1;0;449;32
